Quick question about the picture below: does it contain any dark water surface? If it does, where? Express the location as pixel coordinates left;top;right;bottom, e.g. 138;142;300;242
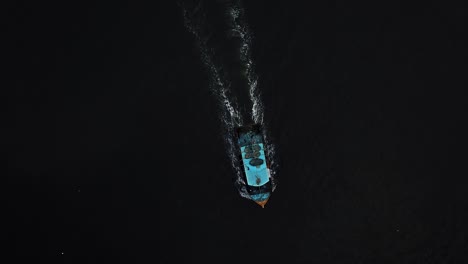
6;1;466;263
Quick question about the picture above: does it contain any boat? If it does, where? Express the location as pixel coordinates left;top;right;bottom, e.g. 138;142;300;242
234;124;272;208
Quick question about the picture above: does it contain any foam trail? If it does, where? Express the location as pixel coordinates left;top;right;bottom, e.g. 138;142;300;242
227;1;278;188
227;1;263;125
181;7;242;127
181;1;278;197
180;3;247;191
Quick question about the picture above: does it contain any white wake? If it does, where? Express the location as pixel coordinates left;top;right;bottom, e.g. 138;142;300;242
226;1;264;125
181;0;278;197
226;1;278;187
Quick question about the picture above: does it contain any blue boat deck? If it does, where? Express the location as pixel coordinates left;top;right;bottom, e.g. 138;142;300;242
240;143;270;186
236;125;272;205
